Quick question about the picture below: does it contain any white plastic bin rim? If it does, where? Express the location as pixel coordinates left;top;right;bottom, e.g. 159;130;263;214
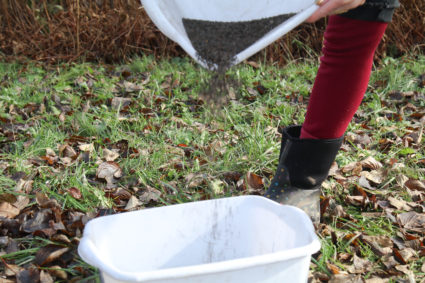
79;196;320;282
140;0;318;69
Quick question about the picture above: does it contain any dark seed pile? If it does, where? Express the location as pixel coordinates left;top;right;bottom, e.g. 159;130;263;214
182;13;295;72
182;13;295;109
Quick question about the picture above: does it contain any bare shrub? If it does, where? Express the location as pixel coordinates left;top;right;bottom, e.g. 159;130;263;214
0;0;423;64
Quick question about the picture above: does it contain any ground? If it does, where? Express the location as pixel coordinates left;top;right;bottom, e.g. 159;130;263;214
0;54;424;282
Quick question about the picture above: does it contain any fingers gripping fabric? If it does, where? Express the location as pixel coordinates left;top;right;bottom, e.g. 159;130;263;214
341;0;400;22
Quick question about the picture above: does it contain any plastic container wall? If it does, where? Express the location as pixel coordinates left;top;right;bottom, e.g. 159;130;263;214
78;196;320;283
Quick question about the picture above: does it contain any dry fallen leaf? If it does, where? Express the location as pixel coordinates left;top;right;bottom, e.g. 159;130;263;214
246;172;264;193
345;195;368;207
327;263;340;274
78;143;94;152
397;211;425;234
360;156;383;170
59;144;77;159
67;187;82;199
185;173;208;188
125;196;141;211
404;179;425;191
96;161;122;189
347;255;373;274
0;202;20;218
51;234;71;244
362;235;393;247
40;270;54;283
361;235;393;256
16;179;34;193
236;178;246;191
228;87;237;100
358;175;376;190
346;132;372;146
4;263;23;276
36;192;59;208
337;253;352;262
382;255;401;269
22;210;51;233
158;158;185;172
111;97;132;110
103;148;120;162
45;148;56;156
360;170;383;184
47;266;67;280
329;161;347;180
9;196;30;218
123;81;143;93
329;274;363;283
246;61;260;68
139;186;161;204
396;174;409;187
59;156;74;167
342;161;362;175
391;162;406;171
0;278;15;283
329;204;350;219
365;277;386;283
388;196;412;211
16;268;40;283
394;265;415;282
34;244;70;266
399;247;417;262
310;271;330;282
211;179;225;194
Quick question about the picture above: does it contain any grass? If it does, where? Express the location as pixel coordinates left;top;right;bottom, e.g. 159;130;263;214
0;53;424;281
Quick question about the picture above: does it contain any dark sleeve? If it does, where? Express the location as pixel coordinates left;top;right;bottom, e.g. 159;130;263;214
340;0;400;23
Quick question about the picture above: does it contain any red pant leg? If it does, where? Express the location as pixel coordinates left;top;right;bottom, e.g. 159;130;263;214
300;15;387;139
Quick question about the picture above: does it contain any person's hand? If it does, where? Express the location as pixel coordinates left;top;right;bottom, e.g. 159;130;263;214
306;0;365;23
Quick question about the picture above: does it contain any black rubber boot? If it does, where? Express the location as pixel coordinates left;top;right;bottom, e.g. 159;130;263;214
264;126;343;224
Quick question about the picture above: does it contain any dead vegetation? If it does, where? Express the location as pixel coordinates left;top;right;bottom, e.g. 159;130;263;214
0;0;424;64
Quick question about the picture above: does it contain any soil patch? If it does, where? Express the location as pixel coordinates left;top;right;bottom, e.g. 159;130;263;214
182;14;295;108
182;14;295;71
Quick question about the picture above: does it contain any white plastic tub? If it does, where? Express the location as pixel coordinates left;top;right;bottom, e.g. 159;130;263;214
78;196;320;283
